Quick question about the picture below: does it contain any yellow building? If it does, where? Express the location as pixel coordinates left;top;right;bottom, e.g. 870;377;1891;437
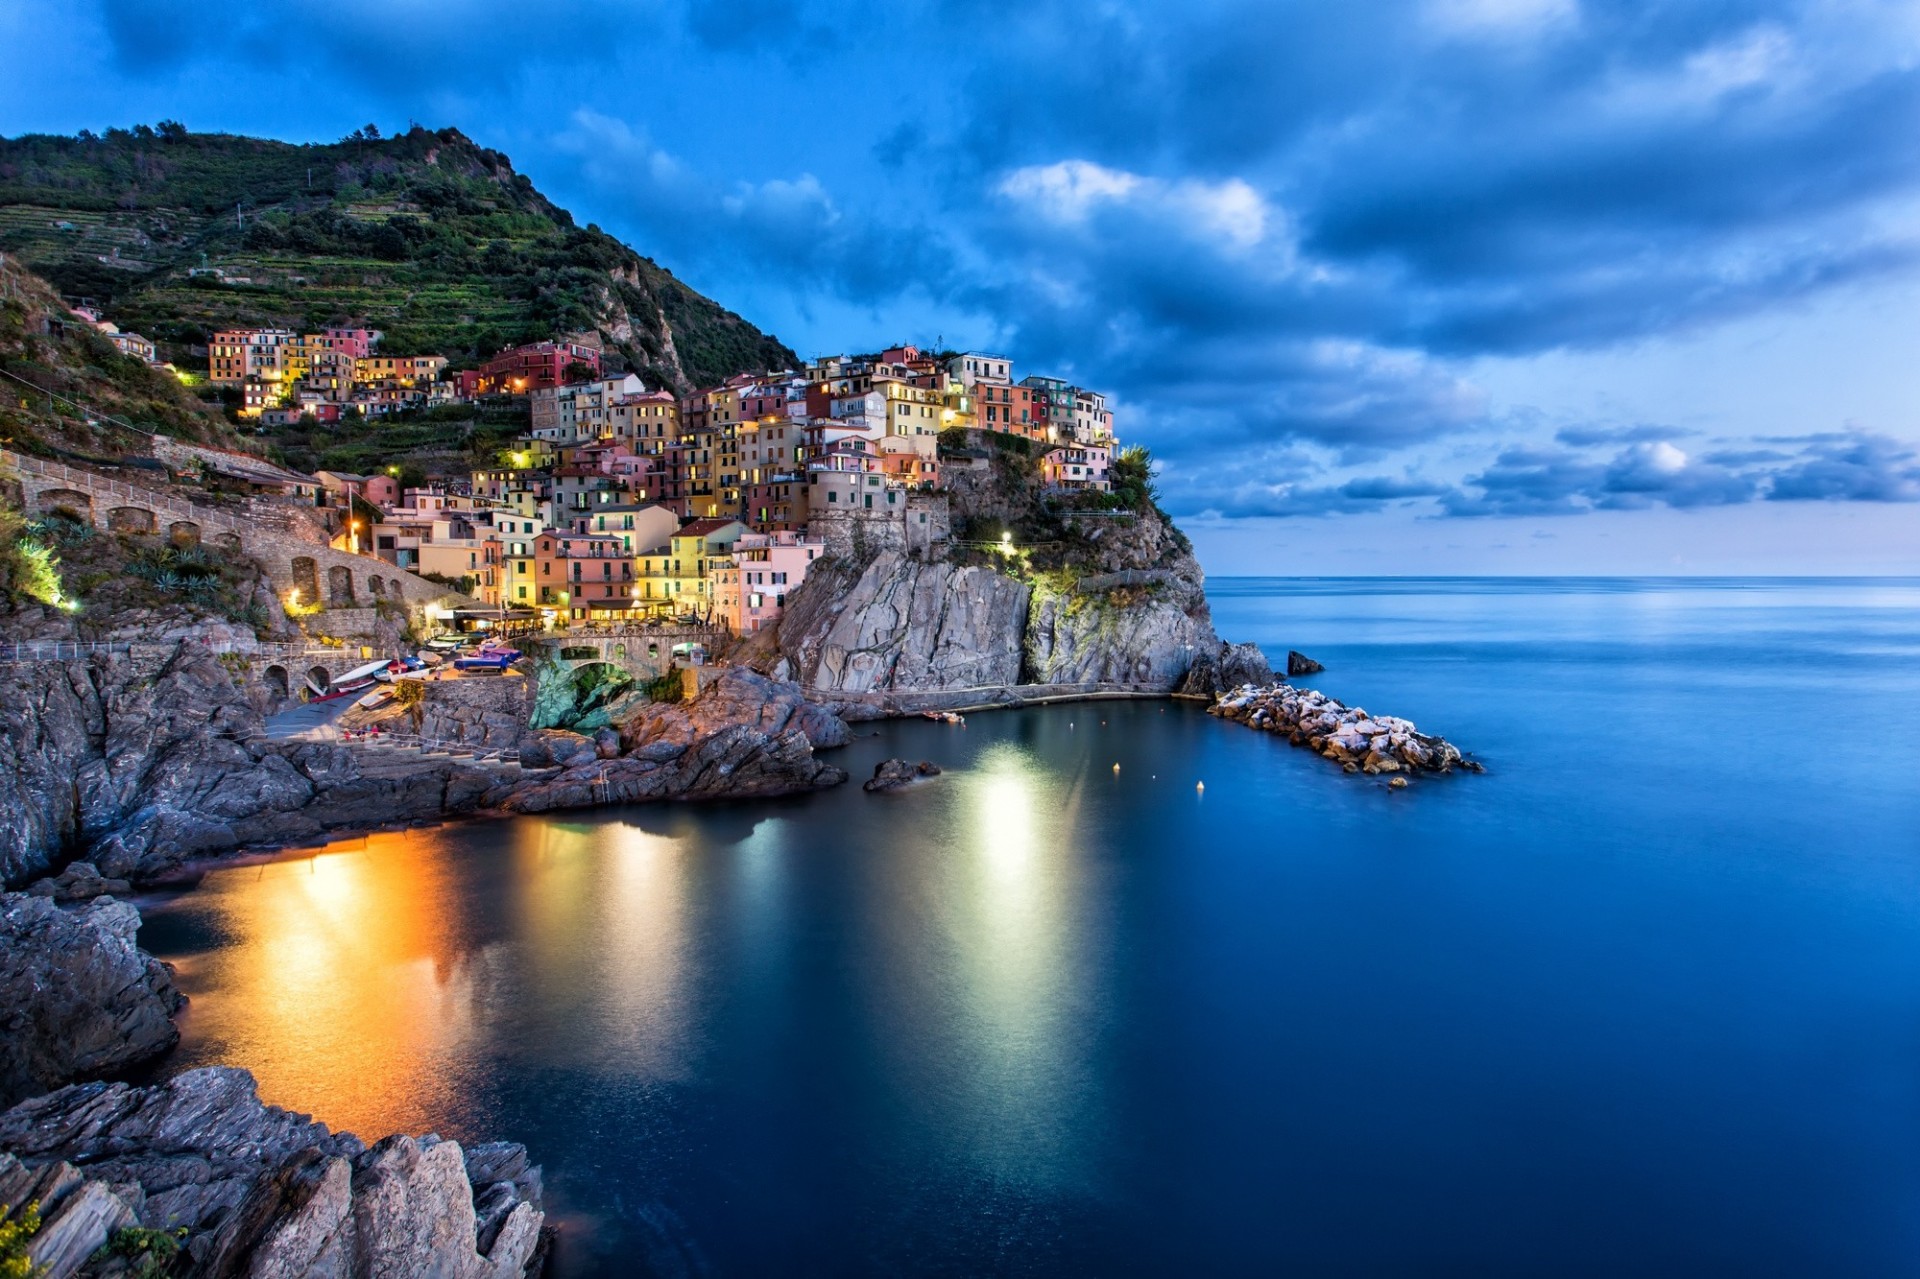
634;518;746;617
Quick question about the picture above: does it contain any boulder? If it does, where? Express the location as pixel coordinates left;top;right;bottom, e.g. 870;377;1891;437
499;667;848;813
0;893;182;1109
1286;650;1326;676
24;862;132;902
864;759;943;792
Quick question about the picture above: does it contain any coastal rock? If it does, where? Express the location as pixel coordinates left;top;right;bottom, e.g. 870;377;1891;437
0;893;182;1108
863;759;942;792
1208;682;1480;777
0;1067;546;1279
516;728;596;770
498;667;847;813
1286;650;1326;676
1176;642;1277;697
24;862;132;902
778;542;1267;698
778;550;1030;693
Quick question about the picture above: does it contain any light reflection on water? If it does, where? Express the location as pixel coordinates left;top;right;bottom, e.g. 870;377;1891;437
140;579;1920;1277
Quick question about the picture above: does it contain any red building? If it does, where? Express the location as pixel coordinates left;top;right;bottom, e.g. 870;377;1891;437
464;341;602;397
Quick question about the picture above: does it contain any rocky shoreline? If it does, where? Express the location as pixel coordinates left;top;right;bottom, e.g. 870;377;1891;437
1208;682;1483;779
0;1067;546;1279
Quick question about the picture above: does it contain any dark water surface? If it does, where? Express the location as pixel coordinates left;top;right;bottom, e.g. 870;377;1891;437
141;578;1920;1276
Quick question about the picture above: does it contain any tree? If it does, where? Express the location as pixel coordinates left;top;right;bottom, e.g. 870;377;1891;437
156;120;188;141
362;123;382;140
1109;445;1158;511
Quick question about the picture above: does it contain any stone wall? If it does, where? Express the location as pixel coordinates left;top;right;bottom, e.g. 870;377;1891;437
4;449;458;615
810;493;950;561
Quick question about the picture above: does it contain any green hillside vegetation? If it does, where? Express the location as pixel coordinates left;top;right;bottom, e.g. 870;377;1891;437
0;252;237;456
0;123;796;390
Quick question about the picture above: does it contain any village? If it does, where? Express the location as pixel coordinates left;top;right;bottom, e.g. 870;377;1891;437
188;328;1121;636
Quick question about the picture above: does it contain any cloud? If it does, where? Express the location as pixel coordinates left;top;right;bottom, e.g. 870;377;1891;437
1424;0;1579;40
1766;432;1920;502
1440;430;1919;516
998;160;1269;249
552;109;952;305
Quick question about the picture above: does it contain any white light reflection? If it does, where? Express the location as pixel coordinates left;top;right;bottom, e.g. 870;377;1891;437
942;742;1101;1188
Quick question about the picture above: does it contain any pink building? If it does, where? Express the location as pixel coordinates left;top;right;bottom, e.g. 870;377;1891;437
1040;443;1112;492
712;531;826;634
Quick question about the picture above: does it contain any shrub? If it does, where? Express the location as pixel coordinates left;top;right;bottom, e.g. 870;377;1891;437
0;1199;44;1279
91;1225;188;1278
642;672;685;704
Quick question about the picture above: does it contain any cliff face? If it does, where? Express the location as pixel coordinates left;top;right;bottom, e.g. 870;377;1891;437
774;500;1268;698
776;553;1029;693
0;646;505;887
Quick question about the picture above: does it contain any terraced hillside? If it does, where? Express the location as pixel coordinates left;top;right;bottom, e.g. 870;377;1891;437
0;125;796;390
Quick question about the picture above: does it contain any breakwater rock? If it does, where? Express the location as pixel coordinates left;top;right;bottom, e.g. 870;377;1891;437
0;893;183;1109
1209;683;1482;776
0;1067;546;1279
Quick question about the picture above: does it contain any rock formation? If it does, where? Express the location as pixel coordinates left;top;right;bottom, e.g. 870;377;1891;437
0;1067;546;1279
773;501;1270;699
1208;683;1483;776
1286;650;1325;676
863;759;942;792
0;894;183;1109
0;643;854;889
501;667;847;814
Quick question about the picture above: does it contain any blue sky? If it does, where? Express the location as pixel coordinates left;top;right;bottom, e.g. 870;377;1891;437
3;0;1918;573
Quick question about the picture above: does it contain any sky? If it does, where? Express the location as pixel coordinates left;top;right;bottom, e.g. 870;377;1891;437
2;0;1918;574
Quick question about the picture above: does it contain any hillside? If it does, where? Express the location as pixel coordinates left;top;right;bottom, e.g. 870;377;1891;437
0;124;796;390
0;251;238;455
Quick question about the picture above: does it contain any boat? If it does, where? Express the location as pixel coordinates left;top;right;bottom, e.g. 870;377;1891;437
454;644;521;671
921;710;966;725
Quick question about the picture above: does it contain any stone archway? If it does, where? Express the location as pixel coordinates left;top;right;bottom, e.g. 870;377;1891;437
368;575;386;598
108;506;156;534
35;488;92;522
305;666;331;698
290;557;319;604
327;565;354;606
264;664;290;699
531;659;635;730
168;520;201;548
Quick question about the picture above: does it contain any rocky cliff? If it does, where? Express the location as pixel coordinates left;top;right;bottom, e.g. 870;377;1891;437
0;1067;546;1279
772;495;1269;698
0;643;507;887
0;893;182;1109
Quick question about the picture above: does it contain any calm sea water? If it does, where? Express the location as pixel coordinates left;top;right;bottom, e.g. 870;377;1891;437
140;578;1920;1277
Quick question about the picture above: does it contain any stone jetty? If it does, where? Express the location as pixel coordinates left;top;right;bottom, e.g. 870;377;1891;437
1208;683;1482;776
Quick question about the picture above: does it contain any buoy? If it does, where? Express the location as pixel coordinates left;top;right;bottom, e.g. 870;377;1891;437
1112;762;1121;773
1196;781;1205;793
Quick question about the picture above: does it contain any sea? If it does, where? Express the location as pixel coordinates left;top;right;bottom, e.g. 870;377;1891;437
138;577;1920;1277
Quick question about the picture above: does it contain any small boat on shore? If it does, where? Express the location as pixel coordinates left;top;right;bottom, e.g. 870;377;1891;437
921;710;966;726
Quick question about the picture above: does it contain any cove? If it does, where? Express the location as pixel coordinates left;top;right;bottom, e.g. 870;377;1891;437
139;578;1920;1277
